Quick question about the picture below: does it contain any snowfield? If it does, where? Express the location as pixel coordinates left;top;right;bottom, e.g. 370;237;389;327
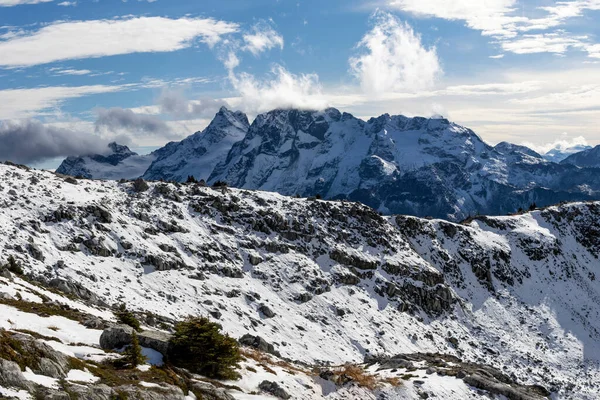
0;163;599;398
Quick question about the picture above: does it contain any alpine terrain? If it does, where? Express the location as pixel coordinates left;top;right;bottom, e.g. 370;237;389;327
58;107;600;221
1;162;599;399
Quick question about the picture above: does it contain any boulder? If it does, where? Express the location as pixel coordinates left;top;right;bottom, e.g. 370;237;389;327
258;304;275;318
258;380;291;399
0;359;35;392
100;325;172;357
191;381;235;400
239;334;281;357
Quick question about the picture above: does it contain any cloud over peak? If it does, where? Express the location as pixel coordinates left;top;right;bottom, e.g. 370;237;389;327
349;12;442;95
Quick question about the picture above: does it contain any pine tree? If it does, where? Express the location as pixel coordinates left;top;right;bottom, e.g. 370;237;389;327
123;331;146;368
169;316;241;379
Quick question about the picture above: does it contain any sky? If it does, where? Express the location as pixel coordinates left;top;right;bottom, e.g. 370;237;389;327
1;0;600;166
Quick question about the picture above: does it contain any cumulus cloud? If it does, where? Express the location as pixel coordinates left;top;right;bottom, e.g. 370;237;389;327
0;119;107;164
94;108;177;139
522;133;589;155
0;0;52;6
242;22;284;56
0;16;239;67
227;65;328;113
349;12;442;95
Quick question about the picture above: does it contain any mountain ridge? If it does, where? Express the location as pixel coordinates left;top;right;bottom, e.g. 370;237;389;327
56;107;600;221
0;162;599;398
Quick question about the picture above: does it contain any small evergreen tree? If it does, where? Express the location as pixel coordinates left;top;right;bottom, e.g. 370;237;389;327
529;202;537;211
122;331;146;368
115;304;141;331
186;175;198;184
169;316;241;379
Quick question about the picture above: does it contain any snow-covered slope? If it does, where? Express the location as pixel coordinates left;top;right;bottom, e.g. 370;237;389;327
143;107;249;182
209;109;600;220
544;144;593;163
561;145;600;168
56;142;155;180
1;163;599;398
56;108;600;221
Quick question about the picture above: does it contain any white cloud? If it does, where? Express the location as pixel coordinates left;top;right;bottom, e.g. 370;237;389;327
49;67;92;75
387;0;600;57
0;0;52;6
522;133;589;155
242;22;284;56
500;32;588;55
226;65;327;113
349;12;442;95
57;1;76;5
0;16;239;67
0;85;129;119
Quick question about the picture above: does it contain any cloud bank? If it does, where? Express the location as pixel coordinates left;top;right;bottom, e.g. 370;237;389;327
0;119;107;164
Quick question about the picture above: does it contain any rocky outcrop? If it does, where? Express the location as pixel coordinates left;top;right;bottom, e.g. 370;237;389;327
99;325;172;356
258;380;291;399
239;334;281;357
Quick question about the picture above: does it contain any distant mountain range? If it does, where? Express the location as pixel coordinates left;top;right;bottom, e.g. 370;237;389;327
57;107;600;220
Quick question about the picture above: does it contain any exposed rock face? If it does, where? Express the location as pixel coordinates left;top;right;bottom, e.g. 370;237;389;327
99;325;172;356
258;380;291;399
0;359;35;392
143;107;249;182
561;144;600;168
56;142;155;180
239;334;281;357
2;163;600;397
56;107;600;220
372;353;550;400
191;381;236;400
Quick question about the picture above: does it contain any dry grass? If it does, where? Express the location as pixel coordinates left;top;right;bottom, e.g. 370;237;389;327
335;364;379;390
240;348;312;376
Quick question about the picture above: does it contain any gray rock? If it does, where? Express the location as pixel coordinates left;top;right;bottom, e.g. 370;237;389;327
0;292;14;300
258;304;275;318
258;380;291;399
0;268;12;280
100;325;172;357
117;384;186;400
0;359;35;392
191;381;235;400
27;243;45;262
65;384;116;400
239;334;281;357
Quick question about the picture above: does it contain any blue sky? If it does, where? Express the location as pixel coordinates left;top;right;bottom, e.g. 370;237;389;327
1;0;600;166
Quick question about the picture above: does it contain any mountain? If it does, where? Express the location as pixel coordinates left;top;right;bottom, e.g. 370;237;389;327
143;106;249;182
543;144;593;163
561;144;600;168
209;108;599;220
56;107;600;221
1;163;599;398
56;142;155;180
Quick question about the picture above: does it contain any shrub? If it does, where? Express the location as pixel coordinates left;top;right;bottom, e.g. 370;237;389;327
212;181;228;188
169;316;241;379
115;304;141;331
3;255;23;275
132;178;149;193
122;331;146;368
